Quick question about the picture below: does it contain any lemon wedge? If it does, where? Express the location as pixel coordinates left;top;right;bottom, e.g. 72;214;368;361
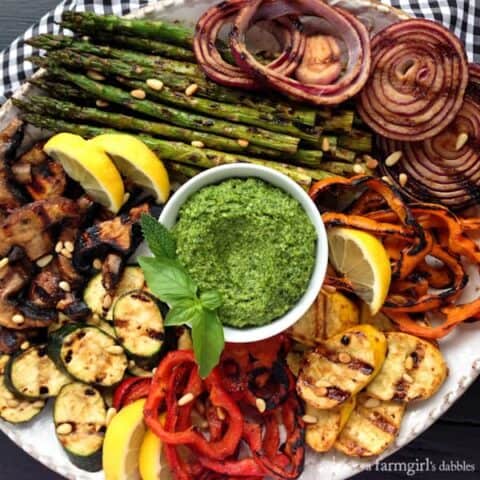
103;399;146;480
44;133;125;213
89;134;170;204
139;414;173;480
327;227;391;315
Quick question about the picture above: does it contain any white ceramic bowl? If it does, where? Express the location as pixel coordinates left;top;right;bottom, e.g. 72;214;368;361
160;163;328;343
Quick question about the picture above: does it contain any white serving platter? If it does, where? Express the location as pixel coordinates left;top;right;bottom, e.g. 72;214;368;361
0;1;479;479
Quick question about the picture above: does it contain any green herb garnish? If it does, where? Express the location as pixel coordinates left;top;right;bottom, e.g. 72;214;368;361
139;214;224;377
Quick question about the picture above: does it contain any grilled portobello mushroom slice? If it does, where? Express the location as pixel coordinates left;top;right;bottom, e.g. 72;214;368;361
54;382;106;471
4;344;70;399
48;324;127;387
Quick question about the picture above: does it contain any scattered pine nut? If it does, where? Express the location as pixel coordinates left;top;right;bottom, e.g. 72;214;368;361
185;83;199;96
353;164;365;174
191;140;205;148
81;36;90;42
302;414;318;424
123;192;130;203
64;241;74;253
255;397;266;413
130;89;146;100
385;150;402;167
321;137;330;152
146;78;164;91
92;258;102;270
36;254;53;268
87;70;105;81
178;392;195;406
106;345;124;355
134;66;144;74
364;398;381;409
61;248;72;259
338;352;352;364
106;407;117;426
381;175;392;185
11;314;25;325
128;360;136;369
200;420;209;429
322;284;337;294
403;373;414;383
405;356;414;370
151;367;157;375
59;281;71;292
237;139;249;147
56;423;73;435
102;294;113;309
96;99;109;108
0;257;9;270
216;407;226;420
399;172;408;187
316;386;328;396
7;399;19;408
456;132;469;151
20;341;30;351
364;155;378;169
55;241;64;253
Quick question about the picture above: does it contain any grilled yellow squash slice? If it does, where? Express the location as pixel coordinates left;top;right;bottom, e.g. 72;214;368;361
366;332;447;402
360;303;397;332
335;392;405;457
297;324;387;409
305;396;356;452
289;290;359;346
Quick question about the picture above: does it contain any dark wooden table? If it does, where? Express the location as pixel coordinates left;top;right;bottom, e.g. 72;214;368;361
1;1;479;478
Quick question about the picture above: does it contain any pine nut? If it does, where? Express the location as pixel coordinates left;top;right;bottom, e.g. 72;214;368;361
11;314;25;325
36;254;53;268
200;420;209;429
353;164;365;174
102;294;112;309
255;397;266;413
456;132;469;151
134;66;144;74
321;137;330;152
61;248;72;259
178;392;195;406
55;241;64;253
64;241;74;253
151;367;157;375
0;257;9;269
92;258;102;270
405;356;414;370
316;386;327;396
96;99;109;108
382;175;392;185
302;414;318;424
146;78;164;91
385;150;402;167
123;192;130;203
191;140;205;148
185;83;199;96
399;172;408;187
130;89;146;100
339;352;352;364
20;341;30;351
237;139;249;147
56;423;73;435
364;397;381;408
322;284;337;294
59;281;71;292
87;70;105;81
81;35;90;42
7;399;19;408
403;373;414;383
106;407;117;426
106;345;124;355
364;155;378;169
128;360;136;369
216;407;226;420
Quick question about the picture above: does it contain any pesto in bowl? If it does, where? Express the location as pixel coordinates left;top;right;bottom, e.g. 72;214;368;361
173;177;317;328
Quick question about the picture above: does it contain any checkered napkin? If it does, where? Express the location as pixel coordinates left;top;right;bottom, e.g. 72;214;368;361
0;0;479;104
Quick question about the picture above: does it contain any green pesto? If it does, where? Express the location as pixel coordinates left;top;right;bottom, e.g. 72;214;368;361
173;178;316;328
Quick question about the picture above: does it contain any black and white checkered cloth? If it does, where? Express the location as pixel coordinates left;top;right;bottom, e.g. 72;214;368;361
0;0;479;104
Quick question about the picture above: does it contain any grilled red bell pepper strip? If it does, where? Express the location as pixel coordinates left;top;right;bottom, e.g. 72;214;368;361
113;377;152;410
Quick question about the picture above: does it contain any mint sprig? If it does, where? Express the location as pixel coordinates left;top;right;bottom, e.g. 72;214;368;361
139;214;224;378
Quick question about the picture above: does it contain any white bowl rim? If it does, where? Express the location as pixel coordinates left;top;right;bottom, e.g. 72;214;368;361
159;163;328;343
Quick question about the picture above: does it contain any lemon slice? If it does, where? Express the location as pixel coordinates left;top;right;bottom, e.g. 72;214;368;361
89;134;170;204
327;227;391;315
44;133;124;213
139;414;173;480
103;399;146;480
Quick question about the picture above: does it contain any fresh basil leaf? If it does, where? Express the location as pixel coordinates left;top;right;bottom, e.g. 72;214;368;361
191;309;224;378
199;290;223;311
165;299;202;326
141;214;177;259
139;256;197;305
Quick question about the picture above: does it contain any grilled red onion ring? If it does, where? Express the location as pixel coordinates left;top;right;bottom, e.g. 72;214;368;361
229;0;371;105
358;19;469;141
379;63;480;211
194;0;306;89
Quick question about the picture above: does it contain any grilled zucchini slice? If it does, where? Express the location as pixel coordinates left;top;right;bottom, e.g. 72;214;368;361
84;266;145;320
54;382;106;472
86;316;117;338
297;325;387;409
4;345;70;400
366;332;448;402
0;355;45;423
289;290;359;346
48;324;128;387
335;392;406;457
305;396;356;452
113;290;165;359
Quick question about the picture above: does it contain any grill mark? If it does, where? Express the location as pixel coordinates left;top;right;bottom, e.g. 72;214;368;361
326;386;350;402
393;378;409;401
318;345;375;376
366;410;398;435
